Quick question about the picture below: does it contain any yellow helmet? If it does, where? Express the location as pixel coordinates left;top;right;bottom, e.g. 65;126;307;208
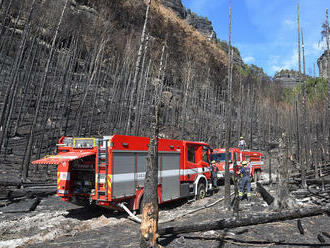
241;160;247;165
240;136;244;139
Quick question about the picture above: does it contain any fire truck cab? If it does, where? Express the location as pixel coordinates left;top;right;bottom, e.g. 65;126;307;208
212;148;264;181
32;135;215;211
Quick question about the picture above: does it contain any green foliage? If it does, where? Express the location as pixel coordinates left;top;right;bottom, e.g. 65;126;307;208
303;78;328;100
283;78;328;102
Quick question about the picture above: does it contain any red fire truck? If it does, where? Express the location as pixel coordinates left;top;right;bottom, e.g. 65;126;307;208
32;135;215;211
211;148;265;182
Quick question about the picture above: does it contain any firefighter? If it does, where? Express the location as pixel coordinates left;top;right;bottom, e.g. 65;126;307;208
238;136;246;150
209;160;218;187
238;160;251;201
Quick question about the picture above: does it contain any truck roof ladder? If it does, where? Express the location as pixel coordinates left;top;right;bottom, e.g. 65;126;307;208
96;140;109;202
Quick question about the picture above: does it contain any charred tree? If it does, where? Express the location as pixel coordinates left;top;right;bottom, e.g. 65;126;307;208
224;0;233;210
274;133;296;209
326;9;330;163
140;45;165;248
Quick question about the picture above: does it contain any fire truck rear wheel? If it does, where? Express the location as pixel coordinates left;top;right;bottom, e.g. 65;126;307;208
197;183;206;200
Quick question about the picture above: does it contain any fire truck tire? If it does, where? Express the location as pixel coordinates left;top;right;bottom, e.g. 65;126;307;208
197;183;206;200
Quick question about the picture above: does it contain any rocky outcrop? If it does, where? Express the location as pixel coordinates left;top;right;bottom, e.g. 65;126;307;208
161;0;186;19
186;9;216;40
160;0;216;40
317;50;329;79
273;70;304;88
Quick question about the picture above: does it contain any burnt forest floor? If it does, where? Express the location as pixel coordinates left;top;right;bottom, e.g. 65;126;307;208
1;173;330;248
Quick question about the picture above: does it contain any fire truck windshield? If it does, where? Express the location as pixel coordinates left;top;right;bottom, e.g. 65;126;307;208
212;153;231;162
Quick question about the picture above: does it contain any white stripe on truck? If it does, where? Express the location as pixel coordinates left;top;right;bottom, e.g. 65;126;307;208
112;168;209;183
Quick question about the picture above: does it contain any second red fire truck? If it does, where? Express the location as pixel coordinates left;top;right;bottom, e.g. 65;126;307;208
211;148;265;182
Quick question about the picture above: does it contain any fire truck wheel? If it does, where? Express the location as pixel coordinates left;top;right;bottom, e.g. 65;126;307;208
197;183;206;200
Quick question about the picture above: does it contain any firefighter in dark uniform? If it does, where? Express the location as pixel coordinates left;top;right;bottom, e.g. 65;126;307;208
209;160;219;187
238;160;251;201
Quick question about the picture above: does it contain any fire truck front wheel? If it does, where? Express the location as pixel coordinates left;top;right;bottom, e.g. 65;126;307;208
197;183;206;200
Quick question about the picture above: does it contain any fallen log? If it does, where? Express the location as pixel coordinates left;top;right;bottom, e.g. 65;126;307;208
158;205;330;236
291;179;330;185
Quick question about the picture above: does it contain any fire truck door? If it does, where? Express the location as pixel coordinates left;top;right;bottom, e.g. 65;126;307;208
136;152;161;188
112;152;135;198
161;152;180;202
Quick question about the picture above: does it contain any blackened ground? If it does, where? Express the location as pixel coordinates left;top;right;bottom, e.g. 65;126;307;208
1;178;330;248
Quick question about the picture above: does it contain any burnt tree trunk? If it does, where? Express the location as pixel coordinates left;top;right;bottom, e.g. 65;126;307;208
274;133;296;209
224;0;232;210
140;104;160;248
140;44;165;248
326;9;330;164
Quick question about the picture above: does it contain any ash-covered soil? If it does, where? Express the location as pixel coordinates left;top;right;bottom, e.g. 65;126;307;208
1;174;330;248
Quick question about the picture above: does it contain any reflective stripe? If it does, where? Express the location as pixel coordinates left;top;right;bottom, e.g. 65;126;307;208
180;167;210;176
112;168;209;183
57;172;61;190
239;192;243;196
108;175;112;194
250;161;264;165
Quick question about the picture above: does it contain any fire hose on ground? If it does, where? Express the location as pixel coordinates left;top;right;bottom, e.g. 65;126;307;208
117;192;235;224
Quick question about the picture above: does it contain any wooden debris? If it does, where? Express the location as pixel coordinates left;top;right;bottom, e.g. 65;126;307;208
317;234;326;244
256;183;274;205
296;219;304;235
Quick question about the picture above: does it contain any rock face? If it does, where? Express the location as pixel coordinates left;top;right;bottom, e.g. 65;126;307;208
186;10;216;40
273;70;303;88
317;50;329;79
161;0;186;19
160;0;216;40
